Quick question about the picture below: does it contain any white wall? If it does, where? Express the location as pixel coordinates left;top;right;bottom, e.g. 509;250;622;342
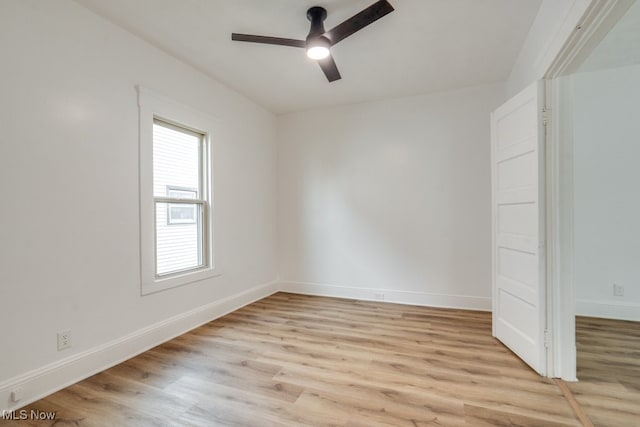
572;64;640;321
506;0;591;97
278;84;504;310
0;0;278;409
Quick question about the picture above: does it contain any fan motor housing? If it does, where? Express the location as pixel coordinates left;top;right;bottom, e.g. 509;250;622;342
307;6;327;22
306;6;328;40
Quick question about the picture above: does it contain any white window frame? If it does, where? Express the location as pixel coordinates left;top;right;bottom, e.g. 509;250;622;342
138;86;220;295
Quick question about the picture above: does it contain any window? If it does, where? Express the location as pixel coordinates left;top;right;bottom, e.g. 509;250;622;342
153;120;205;275
138;87;219;294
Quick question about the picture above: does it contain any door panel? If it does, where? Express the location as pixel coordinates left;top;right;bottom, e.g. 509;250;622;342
498;247;537;288
491;81;546;375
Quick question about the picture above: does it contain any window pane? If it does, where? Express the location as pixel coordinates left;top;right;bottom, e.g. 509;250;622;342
153;121;201;198
156;202;203;276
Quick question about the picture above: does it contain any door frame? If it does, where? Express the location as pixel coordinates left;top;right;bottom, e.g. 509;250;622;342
543;0;635;380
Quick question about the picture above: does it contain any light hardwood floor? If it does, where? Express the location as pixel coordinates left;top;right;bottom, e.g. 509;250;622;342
2;293;631;426
567;316;640;427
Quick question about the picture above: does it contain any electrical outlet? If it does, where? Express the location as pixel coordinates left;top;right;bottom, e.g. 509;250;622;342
613;284;624;297
57;330;71;351
374;293;385;301
10;387;23;402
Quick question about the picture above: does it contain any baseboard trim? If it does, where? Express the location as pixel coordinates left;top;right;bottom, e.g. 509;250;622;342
280;281;491;311
0;280;279;412
576;299;640;322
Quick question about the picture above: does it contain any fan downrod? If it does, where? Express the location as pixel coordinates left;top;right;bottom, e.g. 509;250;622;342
306;7;328;40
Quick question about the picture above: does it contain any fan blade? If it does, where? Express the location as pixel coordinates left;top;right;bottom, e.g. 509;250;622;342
231;33;306;48
324;0;394;45
318;54;341;82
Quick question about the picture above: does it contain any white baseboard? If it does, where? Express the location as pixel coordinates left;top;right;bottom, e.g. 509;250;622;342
576;299;640;322
279;281;491;311
0;280;279;413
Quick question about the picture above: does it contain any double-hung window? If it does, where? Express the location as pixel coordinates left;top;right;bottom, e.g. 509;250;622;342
138;87;219;294
153;120;206;276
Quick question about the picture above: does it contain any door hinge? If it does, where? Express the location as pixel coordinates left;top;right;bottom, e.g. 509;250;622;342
541;107;550;127
544;330;550;348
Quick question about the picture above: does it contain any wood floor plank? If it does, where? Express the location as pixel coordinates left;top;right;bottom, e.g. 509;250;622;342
295;389;464;427
463;403;578;427
167;376;346;427
16;293;639;426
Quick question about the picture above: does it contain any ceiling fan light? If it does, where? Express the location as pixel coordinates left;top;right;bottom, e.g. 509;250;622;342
306;36;331;60
307;45;330;60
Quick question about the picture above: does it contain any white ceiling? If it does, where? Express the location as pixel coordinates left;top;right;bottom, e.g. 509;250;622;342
74;0;541;114
579;0;640;72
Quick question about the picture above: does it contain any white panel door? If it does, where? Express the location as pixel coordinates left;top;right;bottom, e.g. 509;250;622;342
491;81;546;375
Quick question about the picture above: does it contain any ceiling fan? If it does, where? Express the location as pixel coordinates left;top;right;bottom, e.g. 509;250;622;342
231;0;394;82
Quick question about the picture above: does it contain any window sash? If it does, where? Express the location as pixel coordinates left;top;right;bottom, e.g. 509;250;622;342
153;119;204;200
152;120;207;278
153;118;204;140
154;197;205;204
154;199;207;278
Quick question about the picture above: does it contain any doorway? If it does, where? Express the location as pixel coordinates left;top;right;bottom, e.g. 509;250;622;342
550;1;640;424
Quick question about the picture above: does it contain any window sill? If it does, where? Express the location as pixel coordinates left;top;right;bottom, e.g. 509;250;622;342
141;266;223;296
